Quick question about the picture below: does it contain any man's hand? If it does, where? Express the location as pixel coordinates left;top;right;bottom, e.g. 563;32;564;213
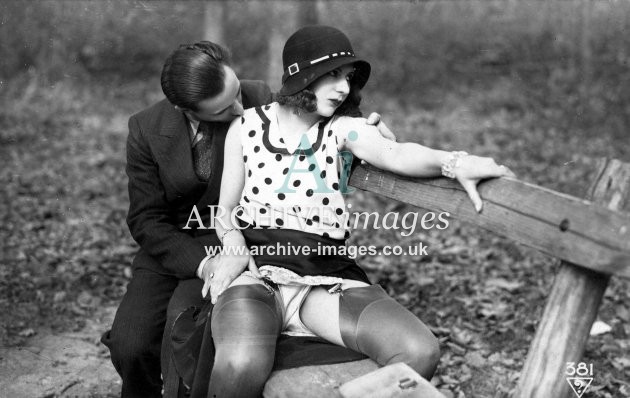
453;155;515;212
201;253;260;304
363;113;396;166
366;112;396;142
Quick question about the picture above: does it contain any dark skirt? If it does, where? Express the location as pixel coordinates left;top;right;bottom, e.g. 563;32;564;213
241;224;370;283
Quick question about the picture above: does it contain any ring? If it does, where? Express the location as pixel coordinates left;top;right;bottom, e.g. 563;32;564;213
209;272;214;279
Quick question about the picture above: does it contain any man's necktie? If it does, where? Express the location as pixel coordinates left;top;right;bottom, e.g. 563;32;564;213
192;121;215;181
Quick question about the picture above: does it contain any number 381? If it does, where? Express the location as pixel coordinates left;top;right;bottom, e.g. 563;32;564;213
566;362;593;377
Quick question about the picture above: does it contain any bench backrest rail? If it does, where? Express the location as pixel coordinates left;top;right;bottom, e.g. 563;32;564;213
349;161;630;278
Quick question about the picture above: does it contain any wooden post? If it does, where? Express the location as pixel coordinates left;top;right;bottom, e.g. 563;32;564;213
515;159;630;397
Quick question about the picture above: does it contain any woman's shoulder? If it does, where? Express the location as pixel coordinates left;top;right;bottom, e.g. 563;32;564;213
244;101;277;112
242;102;277;122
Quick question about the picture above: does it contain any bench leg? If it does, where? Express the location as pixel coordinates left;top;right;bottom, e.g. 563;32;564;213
515;263;608;398
516;158;629;397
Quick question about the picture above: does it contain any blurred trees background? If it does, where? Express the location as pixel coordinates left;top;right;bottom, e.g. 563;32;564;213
2;0;629;140
2;0;629;95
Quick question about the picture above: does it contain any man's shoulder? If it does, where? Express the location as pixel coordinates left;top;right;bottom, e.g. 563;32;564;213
128;99;183;138
130;99;173;124
240;80;273;108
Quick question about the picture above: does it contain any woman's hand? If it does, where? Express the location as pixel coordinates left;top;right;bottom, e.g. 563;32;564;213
453;155;515;212
202;252;261;304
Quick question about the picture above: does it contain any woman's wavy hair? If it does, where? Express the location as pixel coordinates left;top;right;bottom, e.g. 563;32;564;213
274;79;363;118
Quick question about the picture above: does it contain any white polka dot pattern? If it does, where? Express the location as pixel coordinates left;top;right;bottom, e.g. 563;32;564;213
237;103;351;239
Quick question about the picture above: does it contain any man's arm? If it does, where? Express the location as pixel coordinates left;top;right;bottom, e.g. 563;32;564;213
125;115;207;277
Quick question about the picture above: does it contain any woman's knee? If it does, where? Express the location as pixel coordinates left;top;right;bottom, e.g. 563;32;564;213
398;332;440;378
338;285;440;378
209;346;275;397
376;311;440;378
215;346;274;378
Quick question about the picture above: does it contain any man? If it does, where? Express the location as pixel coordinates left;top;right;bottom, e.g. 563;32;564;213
102;41;392;397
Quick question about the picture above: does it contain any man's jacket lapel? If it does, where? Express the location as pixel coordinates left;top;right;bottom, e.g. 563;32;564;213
151;105;205;198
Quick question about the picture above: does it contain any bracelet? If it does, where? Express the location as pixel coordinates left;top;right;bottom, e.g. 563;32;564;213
197;253;217;279
441;151;468;179
219;228;237;245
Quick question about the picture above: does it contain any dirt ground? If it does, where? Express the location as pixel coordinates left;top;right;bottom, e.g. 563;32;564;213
0;306;121;398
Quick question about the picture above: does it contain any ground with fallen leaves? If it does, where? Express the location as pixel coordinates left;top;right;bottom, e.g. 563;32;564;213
1;73;629;397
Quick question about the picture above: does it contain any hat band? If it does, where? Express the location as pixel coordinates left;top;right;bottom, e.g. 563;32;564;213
283;51;355;80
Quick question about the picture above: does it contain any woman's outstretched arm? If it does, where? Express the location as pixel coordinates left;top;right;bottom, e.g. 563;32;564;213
340;118;513;212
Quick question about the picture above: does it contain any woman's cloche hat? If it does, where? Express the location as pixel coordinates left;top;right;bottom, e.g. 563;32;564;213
279;25;371;96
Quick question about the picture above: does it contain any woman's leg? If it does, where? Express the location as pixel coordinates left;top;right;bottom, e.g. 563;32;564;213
206;276;282;398
300;284;440;379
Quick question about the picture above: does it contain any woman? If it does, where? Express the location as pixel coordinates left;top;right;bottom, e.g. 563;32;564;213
198;25;512;397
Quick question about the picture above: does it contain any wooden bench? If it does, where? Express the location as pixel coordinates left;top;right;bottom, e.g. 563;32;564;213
264;158;630;398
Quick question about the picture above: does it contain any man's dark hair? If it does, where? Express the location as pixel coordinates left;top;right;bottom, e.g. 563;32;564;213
275;81;363;117
161;41;231;111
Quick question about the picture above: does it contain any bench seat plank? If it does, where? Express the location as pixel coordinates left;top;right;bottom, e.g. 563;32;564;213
264;359;379;397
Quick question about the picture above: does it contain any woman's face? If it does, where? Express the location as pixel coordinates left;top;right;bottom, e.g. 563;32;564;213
310;64;355;117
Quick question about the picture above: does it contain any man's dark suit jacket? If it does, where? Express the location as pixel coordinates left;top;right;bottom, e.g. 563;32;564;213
126;80;272;277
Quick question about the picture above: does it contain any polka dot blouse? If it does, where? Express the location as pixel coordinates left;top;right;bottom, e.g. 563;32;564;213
237;102;352;240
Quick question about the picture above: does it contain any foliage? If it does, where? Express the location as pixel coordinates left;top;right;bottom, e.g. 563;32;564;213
0;73;161;345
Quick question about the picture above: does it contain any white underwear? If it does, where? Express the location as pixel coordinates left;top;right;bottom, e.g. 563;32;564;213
241;265;368;337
